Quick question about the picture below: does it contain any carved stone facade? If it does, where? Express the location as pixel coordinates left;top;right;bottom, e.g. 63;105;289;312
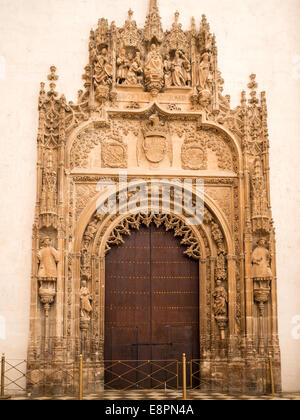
28;0;281;395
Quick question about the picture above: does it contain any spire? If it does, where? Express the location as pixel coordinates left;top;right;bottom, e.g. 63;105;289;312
144;0;164;43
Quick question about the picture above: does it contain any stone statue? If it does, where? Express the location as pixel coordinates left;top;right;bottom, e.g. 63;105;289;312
163;54;172;87
94;48;113;87
145;43;164;79
41;151;57;211
213;280;228;317
80;280;93;320
197;52;212;91
251;239;273;279
116;48;129;85
37;237;59;279
171;50;187;87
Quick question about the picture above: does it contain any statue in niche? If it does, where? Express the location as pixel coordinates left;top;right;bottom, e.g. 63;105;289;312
213;280;228;317
80;280;93;320
41;151;57;211
125;51;143;86
37;237;59;279
163;54;172;87
171;50;190;87
145;44;164;80
94;48;113;87
196;52;212;91
251;157;268;217
251;239;273;279
116;48;129;85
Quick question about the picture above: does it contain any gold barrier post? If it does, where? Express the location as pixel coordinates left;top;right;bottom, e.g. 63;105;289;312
182;353;187;401
79;355;83;401
268;353;275;395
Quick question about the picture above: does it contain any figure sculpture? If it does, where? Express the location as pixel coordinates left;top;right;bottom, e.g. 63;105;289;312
251;239;273;279
213;280;228;317
197;52;212;91
116;48;129;85
94;48;113;87
80;280;93;320
37;237;59;279
145;44;164;78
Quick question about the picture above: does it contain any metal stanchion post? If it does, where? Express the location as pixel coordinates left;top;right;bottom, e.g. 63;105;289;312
182;353;187;401
1;353;4;397
268;353;275;396
0;353;10;400
79;355;83;401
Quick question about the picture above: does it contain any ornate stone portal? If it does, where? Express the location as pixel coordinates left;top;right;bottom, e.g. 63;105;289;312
27;0;281;394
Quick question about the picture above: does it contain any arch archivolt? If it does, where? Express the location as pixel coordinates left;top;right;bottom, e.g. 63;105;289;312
72;180;237;358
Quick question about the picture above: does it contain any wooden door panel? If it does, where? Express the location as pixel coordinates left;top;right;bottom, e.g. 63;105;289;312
105;226;151;362
105;222;199;389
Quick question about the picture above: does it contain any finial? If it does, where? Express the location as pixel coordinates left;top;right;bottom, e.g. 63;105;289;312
149;0;158;10
191;17;196;36
248;74;259;105
145;0;163;43
175;11;180;24
241;91;247;107
200;14;210;31
128;9;133;20
48;66;58;82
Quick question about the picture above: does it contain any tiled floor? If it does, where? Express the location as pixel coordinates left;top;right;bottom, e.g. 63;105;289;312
9;390;300;400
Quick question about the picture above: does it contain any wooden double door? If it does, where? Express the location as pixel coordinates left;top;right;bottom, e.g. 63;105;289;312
105;223;199;388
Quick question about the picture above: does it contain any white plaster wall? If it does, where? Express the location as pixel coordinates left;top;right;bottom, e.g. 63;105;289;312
0;0;299;391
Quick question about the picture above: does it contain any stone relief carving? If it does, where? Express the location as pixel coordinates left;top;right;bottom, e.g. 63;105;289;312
181;127;235;172
206;187;233;227
75;184;99;221
105;213;201;259
181;132;207;170
102;130;128;168
124;52;144;86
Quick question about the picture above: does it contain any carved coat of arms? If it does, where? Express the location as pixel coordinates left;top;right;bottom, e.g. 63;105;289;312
141;112;171;164
181;133;208;170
